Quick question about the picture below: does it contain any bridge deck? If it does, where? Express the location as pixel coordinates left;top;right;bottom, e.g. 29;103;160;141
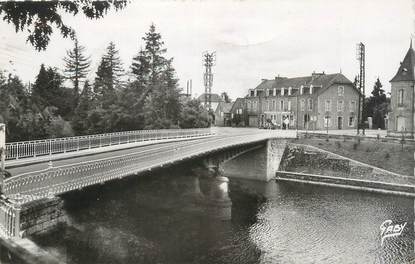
6;128;294;176
3;128;295;201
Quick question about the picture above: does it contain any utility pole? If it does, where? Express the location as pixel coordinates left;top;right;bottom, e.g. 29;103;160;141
203;51;216;111
356;42;366;135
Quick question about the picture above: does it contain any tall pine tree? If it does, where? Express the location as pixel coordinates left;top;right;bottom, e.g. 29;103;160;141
94;42;124;108
72;80;94;134
63;37;91;101
130;24;182;129
103;41;124;90
367;78;387;129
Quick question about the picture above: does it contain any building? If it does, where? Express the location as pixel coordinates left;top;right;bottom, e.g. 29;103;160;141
230;98;247;127
388;41;415;137
245;72;359;130
214;102;233;126
197;93;224;111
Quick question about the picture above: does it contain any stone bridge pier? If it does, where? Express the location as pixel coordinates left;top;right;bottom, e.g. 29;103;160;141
219;138;288;182
196;138;287;220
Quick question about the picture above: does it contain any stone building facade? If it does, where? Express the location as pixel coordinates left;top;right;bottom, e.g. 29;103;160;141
388;42;415;137
230;98;247;127
245;72;359;130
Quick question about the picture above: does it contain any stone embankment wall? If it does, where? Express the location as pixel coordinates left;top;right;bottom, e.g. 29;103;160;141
281;143;415;187
20;197;66;237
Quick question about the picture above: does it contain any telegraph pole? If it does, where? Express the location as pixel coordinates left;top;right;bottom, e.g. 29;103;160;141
356;42;366;135
203;51;216;111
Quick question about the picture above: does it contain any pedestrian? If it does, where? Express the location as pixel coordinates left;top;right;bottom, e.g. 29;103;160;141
284;117;289;129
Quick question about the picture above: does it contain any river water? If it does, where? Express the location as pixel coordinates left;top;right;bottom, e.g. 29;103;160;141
32;164;414;264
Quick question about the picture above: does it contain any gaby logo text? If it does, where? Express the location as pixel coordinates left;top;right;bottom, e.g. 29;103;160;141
380;220;407;246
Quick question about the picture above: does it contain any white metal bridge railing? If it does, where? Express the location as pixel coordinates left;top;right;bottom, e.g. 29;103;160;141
5;128;214;161
0;198;20;238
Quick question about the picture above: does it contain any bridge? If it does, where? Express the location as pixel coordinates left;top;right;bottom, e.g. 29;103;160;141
0;124;295;239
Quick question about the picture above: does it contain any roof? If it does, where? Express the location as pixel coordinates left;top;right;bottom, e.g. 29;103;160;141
216;102;233;113
230;98;245;112
197;93;224;102
391;42;415;82
253;73;354;95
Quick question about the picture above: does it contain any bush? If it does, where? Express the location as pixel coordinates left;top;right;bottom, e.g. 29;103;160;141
335;141;341;148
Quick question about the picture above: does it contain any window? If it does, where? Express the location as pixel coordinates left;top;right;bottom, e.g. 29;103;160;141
348;116;355;127
300;99;305;111
349;101;356;112
338;86;344;96
253;101;257;111
272;100;276;110
398;89;404;106
337;100;344;111
280;100;284;111
250;90;255;97
325;100;331;112
308;98;313;111
288;101;292;111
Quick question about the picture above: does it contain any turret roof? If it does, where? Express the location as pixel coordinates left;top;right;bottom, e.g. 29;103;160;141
391;41;415;82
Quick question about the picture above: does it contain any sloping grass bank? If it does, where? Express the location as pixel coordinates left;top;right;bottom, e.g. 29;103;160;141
294;138;415;176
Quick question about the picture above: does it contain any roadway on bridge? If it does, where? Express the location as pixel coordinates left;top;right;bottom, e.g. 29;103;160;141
6;128;295;177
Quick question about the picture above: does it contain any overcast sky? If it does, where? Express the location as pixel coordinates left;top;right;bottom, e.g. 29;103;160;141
0;0;414;99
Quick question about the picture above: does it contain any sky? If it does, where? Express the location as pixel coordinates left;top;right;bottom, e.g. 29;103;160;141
0;0;414;99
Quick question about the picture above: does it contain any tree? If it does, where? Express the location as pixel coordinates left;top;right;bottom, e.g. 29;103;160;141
0;1;128;51
0;72;53;141
63;37;91;101
130;24;182;129
93;43;124;108
179;99;209;128
366;78;388;129
103;42;124;89
32;64;74;118
72;81;94;134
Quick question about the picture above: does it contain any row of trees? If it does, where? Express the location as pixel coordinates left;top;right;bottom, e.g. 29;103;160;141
0;24;210;141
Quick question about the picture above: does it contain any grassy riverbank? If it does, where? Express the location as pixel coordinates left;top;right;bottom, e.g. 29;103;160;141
294;138;415;176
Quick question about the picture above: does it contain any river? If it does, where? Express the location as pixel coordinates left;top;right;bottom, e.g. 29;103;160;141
32;164;414;264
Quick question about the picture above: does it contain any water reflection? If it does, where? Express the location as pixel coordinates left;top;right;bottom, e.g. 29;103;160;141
31;165;414;264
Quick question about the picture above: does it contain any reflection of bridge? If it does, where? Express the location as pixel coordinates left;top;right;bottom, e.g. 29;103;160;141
0;126;294;238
